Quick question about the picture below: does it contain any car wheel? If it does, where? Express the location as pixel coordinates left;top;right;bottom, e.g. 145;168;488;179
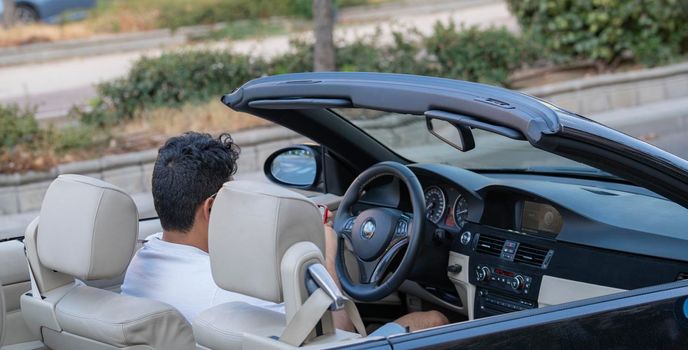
14;4;39;23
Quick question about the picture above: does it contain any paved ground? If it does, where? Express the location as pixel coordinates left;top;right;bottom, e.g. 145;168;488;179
0;0;513;120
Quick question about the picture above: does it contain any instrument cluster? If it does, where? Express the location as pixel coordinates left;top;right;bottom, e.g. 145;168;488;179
424;185;470;230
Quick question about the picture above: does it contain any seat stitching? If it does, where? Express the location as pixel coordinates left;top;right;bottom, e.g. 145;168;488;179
120;310;184;345
88;191;106;279
58;298;180;325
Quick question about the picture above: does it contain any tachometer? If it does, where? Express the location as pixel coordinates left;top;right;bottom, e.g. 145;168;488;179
454;194;469;229
424;186;446;224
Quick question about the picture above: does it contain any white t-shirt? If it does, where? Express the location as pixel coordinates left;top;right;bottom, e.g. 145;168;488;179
121;233;284;322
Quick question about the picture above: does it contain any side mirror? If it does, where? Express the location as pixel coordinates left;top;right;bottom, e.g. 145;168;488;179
426;117;475;152
264;145;321;188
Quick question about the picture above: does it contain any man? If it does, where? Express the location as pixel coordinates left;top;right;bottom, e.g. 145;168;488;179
122;132;447;335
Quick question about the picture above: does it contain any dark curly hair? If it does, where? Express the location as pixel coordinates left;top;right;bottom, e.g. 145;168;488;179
152;132;240;232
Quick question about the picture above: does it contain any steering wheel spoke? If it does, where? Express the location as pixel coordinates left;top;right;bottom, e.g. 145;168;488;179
334;214;357;240
394;214;412;238
351;214;412;285
367;237;409;284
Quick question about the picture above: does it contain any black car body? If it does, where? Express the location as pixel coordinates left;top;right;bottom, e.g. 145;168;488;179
226;72;688;349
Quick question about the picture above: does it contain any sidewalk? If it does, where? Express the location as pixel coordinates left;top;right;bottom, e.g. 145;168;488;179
2;97;687;240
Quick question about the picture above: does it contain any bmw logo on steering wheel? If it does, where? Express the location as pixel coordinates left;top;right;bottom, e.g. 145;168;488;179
361;219;376;240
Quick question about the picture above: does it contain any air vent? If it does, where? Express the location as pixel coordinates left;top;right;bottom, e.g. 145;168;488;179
475;234;506;257
514;243;552;268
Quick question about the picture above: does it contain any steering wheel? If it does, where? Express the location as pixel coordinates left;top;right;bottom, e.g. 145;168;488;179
333;161;425;301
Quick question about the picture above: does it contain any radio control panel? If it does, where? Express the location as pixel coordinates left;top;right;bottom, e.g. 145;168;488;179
475;265;533;296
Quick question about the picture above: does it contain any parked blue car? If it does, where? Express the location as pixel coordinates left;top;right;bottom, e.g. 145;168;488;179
0;0;95;23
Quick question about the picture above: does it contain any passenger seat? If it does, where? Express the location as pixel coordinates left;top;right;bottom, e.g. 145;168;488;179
20;174;195;350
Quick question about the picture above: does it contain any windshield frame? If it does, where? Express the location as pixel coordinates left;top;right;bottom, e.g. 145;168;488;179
328;108;624;182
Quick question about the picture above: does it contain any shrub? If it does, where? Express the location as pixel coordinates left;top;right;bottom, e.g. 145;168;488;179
77;23;537;126
507;0;688;67
424;22;538;84
267;39;314;74
0;103;101;158
336;30;427;74
0;104;40;149
82;50;262;125
49;124;102;153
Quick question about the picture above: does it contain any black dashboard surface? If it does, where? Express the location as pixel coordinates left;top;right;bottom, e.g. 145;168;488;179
410;163;688;263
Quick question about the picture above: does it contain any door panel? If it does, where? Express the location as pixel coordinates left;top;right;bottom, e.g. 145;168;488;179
388;280;688;349
538;275;625;307
0;241;28;286
0;240;38;346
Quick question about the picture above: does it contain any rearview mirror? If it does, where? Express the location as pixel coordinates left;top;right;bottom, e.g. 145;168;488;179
426;117;475;152
264;145;321;187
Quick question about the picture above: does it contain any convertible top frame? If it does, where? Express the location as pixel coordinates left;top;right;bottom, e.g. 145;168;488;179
222;72;688;208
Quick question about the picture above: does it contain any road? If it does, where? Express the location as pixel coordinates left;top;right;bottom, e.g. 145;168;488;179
0;0;514;119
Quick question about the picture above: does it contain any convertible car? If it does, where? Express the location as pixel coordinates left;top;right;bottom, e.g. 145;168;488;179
1;72;688;349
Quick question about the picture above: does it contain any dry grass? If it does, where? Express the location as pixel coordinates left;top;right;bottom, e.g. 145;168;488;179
0;100;271;173
0;2;161;47
0;23;95;46
119;100;270;137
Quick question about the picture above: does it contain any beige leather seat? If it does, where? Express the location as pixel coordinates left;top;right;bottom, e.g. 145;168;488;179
20;174;195;350
193;181;371;350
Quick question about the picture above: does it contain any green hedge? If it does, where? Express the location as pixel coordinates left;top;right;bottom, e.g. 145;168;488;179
79;24;535;126
507;0;688;66
0;105;40;149
424;22;539;84
82;50;262;125
0;104;100;155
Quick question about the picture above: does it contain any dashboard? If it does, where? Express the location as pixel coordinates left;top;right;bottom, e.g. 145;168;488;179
358;163;688;320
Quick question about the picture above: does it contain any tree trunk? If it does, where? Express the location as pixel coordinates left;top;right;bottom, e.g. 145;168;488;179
3;0;15;29
312;0;335;71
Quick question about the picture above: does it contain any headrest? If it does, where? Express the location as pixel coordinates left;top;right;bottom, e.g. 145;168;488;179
37;175;138;280
209;180;325;303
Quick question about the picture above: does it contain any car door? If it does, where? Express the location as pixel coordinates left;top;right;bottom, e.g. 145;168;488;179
382;279;688;349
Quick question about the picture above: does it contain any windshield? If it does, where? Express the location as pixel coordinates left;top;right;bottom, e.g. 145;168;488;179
333;108;612;177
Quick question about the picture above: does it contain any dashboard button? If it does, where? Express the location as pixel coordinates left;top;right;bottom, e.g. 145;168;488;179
447;264;462;274
460;231;472;245
476;266;491;281
511;275;526;290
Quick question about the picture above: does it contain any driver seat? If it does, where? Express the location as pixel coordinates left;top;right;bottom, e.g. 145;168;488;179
193;180;372;350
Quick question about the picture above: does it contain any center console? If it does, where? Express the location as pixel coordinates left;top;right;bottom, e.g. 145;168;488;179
473;264;538;317
451;223;555;319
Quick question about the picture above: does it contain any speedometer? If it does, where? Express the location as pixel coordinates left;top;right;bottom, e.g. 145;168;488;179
454;194;469;229
424;186;446;224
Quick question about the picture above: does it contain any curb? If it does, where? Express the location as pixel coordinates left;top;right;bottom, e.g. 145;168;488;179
522;62;688;97
0;0;485;67
0;24;224;67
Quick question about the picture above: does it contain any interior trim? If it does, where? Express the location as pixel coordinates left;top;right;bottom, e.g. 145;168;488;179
538;275;625;307
447;252;475;320
4;282;30;313
3;310;38;346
